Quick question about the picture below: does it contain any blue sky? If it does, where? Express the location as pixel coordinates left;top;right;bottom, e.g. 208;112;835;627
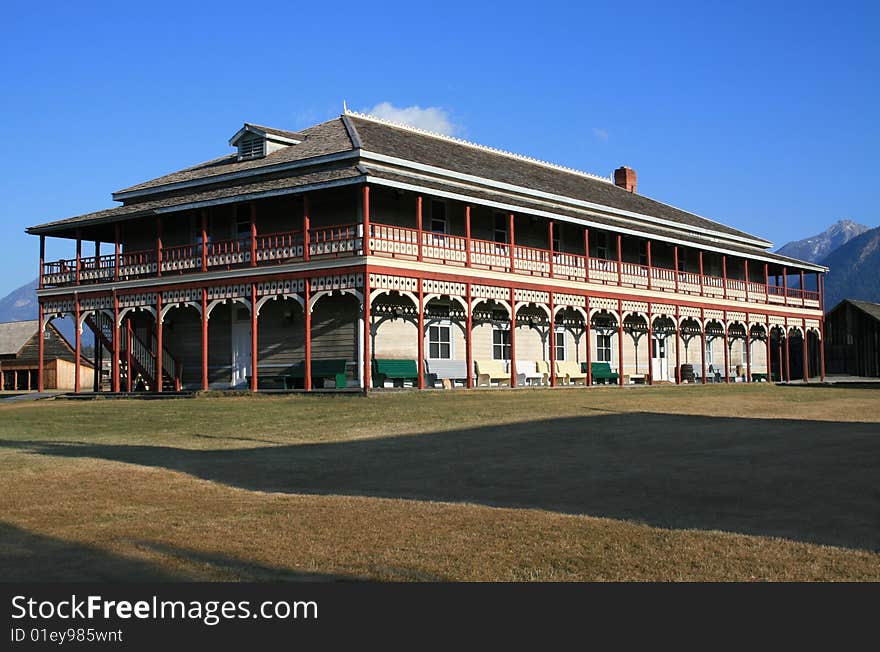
1;0;878;297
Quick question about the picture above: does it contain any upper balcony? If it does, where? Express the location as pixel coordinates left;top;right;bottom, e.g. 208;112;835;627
39;218;821;311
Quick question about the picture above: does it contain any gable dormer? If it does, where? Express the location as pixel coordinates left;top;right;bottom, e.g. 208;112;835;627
229;123;307;161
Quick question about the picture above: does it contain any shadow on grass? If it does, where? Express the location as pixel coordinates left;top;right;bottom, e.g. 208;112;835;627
0;523;352;582
3;412;879;551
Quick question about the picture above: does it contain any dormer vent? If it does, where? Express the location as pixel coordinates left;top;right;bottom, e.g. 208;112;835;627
229;123;307;161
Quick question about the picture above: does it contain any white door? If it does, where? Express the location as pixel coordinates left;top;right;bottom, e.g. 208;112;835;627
230;319;252;389
651;337;669;381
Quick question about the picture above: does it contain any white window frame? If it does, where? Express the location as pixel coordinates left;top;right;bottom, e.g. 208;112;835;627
426;322;453;360
597;333;612;362
546;326;566;361
705;339;714;366
493;326;511;361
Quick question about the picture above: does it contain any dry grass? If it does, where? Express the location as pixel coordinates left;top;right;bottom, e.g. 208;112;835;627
0;384;878;581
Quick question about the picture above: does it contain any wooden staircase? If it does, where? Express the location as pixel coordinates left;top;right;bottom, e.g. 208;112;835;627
85;312;182;392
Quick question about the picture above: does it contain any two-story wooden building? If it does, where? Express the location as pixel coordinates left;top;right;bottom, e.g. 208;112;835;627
28;109;826;392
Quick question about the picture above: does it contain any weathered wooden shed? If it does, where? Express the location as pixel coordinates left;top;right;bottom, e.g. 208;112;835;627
0;320;93;390
824;299;880;377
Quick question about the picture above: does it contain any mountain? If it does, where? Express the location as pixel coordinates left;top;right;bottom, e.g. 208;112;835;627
775;219;869;263
819;225;880;310
0;278;38;323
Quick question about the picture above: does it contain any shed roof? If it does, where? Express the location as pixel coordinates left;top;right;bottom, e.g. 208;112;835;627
0;320;38;356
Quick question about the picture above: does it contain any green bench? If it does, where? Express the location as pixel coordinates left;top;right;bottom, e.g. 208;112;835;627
373;359;420;388
283;359;348;389
586;361;620;384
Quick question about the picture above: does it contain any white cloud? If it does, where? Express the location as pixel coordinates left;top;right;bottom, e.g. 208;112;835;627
363;102;458;136
592;127;609;142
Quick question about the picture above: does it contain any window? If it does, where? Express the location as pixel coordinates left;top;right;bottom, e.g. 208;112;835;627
493;328;511;360
595;232;608;259
705;340;714;366
597;334;612;362
553;327;566;361
235;205;251;238
428;324;452;359
430;200;447;234
494;214;508;244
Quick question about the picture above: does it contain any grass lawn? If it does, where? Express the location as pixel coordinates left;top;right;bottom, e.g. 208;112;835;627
0;383;878;581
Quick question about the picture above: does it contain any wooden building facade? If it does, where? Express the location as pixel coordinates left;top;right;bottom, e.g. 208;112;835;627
825;300;880;377
0;320;93;391
28;111;827;392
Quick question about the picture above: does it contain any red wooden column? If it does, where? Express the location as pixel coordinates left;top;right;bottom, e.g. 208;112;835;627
362;185;371;391
508;213;515;273
782;267;788;306
156;293;163;393
583;228;590;282
126;318;133;392
416;196;423;262
745;325;752;383
548;222;555;278
74;297;81;393
201;289;208;391
114;224;121;281
464;206;472;268
800;271;806;307
37;302;45;391
801;321;809;382
744;260;750;302
674;246;680;293
616;234;623;286
417;279;425;389
201;210;209;272
784;327;791;382
303;195;311;262
646;306;653;385
38;236;45;289
509;287;517;387
156;217;163;277
548;293;556;387
819;319;826;381
674;306;681;384
585;301;592;385
112;293;120;392
617;299;624;386
465;283;473;389
250;203;257;268
722;255;728;299
75;232;82;285
646;240;652;290
304;278;312;391
766;320;772;382
250;284;258;391
700;308;707;384
722;311;729;384
698;251;704;296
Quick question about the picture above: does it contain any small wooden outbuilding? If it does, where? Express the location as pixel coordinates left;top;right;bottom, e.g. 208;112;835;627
824;299;880;377
0;320;93;390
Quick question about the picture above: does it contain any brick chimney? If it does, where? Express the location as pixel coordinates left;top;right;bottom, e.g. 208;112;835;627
614;166;637;193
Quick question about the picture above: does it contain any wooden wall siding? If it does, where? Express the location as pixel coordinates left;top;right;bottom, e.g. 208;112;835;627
163;306;203;386
257;298;304;383
310;293;358;364
308;187;358;229
373;318;418;358
826;305;879;377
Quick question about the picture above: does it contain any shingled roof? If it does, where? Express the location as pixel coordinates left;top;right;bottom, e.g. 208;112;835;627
31;110;814;263
0;320;39;356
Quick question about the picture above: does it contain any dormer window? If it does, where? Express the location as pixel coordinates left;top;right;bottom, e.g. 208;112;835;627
237;134;265;160
229;123;306;162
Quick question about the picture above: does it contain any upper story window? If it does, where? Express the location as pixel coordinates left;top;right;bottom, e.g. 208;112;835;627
235;205;251;238
494;214;508;244
595;232;608;260
430;200;447;234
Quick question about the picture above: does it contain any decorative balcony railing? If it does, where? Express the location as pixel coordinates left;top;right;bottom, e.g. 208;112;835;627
39;220;821;309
